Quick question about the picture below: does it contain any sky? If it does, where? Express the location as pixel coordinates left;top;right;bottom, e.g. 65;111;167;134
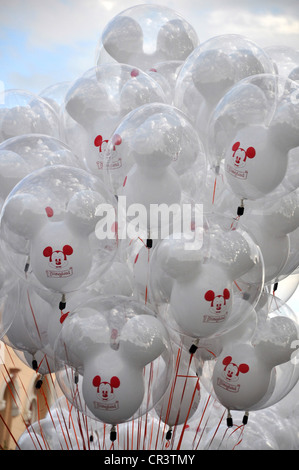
0;0;299;94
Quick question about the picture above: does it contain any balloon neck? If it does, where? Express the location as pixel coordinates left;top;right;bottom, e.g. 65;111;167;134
146;238;153;249
35;375;44;390
24;256;30;274
226;409;233;427
227;409;249;427
189;338;199;354
242;411;249;425
110;425;117;442
237;199;245;217
59;293;66;311
166;427;172;440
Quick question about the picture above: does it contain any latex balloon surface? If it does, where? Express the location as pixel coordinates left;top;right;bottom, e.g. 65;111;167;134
0;165;118;298
54;296;173;424
150;216;264;339
208;74;299;202
174;34;275;149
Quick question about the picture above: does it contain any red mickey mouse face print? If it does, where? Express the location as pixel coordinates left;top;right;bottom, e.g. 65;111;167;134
204;288;230;315
231;141;256;168
92;375;121;403
222;356;249;383
43;244;73;269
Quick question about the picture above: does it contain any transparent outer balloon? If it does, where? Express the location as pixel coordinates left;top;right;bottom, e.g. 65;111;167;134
0;259;18;340
174;34;275;148
264;45;299;78
149;213;264;341
1;279;58;375
207;73;299;202
0;89;60;144
241;188;299;285
97;4;199;71
276;227;299;281
268;273;299;305
242;190;299;284
103;102;207;208
54;295;173;425
153;345;201;428
0;165;118;302
200;294;299;416
147;60;184;105
0;133;82;206
60;64;167;176
39;81;72;115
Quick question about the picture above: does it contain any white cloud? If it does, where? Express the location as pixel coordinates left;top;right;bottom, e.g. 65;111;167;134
1;0;299;50
1;0;299;93
191;7;299;49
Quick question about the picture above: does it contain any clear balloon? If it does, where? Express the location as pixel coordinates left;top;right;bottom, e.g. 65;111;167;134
207;74;299;204
174;34;275;149
154;345;201;432
149;213;264;342
60;64;166;176
0;89;60;143
264;45;299;78
241;188;299;285
39;81;72;115
103;103;207;249
0;133;82;207
98;4;198;71
54;296;173;428
0;165;118;311
200;293;299;427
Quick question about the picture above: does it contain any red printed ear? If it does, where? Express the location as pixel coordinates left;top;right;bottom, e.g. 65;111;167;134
110;376;120;389
204;290;215;302
92;375;101;387
45;206;54;218
63;245;73;256
131;68;139;77
112;134;122;149
238;363;250;374
245;147;256;159
232;141;240;152
43;246;53;258
223;288;230;300
222;356;232;366
94;135;103;147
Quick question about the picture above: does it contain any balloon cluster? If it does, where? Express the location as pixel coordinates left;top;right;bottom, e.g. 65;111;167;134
1;4;299;449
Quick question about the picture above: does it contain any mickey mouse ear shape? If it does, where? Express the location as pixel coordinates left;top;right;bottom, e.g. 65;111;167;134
101;16;144;65
64;76;109;128
1;192;47;242
120;313;170;369
0;150;31;200
156;18;198;62
54;307;110;371
130;113;181;165
156;235;203;281
253;314;299;368
66;188;116;236
191;50;235;104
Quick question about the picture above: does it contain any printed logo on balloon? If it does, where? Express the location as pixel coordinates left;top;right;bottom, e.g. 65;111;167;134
94;133;122;171
92;375;121;411
216;356;250;393
204;288;231;323
226;141;256;180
